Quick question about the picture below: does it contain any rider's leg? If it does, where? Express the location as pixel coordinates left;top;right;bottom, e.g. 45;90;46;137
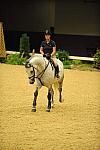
52;57;59;78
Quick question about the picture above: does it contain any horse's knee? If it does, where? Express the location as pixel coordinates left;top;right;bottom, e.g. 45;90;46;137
59;87;62;92
34;90;38;97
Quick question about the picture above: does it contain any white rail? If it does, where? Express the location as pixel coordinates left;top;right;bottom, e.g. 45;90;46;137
6;51;20;54
69;56;94;61
6;51;95;61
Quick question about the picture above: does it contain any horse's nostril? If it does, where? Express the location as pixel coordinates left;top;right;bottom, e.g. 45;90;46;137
29;80;34;84
30;82;33;84
29;81;34;84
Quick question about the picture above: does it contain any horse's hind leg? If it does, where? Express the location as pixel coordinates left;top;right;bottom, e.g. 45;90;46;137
51;87;54;108
32;88;38;112
58;82;63;103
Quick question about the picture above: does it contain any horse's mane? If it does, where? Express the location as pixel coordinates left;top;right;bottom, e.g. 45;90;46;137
33;53;43;57
29;53;45;65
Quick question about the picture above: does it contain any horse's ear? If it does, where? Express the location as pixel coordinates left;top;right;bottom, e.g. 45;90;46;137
32;49;35;56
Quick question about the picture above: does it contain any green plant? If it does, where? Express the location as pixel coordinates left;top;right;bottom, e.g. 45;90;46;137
64;65;71;69
63;60;71;65
94;50;100;69
0;57;6;63
72;59;81;65
62;60;71;69
6;54;27;65
56;49;69;61
19;33;30;58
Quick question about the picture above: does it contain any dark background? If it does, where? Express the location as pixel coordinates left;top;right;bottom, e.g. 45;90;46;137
0;0;100;56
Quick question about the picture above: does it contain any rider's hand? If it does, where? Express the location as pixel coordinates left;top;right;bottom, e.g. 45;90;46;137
43;54;46;57
45;53;51;60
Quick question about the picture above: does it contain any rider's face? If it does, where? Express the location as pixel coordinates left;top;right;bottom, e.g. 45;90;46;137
45;34;51;41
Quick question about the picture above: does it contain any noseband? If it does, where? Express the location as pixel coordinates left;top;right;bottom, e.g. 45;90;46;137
28;74;35;80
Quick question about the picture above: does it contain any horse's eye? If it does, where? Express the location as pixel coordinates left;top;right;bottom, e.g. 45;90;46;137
30;71;33;73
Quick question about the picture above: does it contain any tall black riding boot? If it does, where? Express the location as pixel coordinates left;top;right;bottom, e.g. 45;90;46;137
55;65;59;78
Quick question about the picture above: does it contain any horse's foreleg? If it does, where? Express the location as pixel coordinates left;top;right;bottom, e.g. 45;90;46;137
32;88;38;112
46;89;52;112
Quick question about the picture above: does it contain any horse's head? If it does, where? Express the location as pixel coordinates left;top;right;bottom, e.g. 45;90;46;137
25;61;35;84
25;50;46;84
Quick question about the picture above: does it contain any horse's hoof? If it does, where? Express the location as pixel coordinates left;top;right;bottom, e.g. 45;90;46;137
59;100;62;103
46;108;51;112
31;108;36;112
59;99;64;103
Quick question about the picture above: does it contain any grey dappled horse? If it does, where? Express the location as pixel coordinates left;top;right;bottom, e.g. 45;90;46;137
25;52;64;112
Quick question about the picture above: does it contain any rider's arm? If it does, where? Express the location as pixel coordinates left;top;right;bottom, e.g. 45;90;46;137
40;47;44;55
51;46;56;57
51;41;56;57
40;41;44;55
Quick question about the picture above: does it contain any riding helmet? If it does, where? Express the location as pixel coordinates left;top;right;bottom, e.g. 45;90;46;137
44;30;51;35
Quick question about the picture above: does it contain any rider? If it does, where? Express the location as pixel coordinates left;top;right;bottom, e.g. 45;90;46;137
40;30;59;78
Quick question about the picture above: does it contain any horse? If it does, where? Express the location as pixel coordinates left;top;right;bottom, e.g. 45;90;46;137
25;51;64;112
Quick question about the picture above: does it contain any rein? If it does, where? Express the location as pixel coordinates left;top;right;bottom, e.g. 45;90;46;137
32;60;50;85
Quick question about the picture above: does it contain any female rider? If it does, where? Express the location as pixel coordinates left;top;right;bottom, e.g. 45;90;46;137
40;30;59;78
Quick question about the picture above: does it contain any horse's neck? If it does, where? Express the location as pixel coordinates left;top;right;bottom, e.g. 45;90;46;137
31;56;45;72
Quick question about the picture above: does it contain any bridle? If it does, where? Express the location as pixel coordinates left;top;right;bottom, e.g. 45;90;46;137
26;60;50;85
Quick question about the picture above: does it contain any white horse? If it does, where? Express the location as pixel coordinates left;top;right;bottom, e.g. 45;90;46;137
25;51;64;112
